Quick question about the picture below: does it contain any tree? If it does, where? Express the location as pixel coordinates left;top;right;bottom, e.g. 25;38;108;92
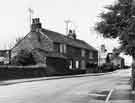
95;0;135;56
11;49;36;66
95;0;135;89
113;48;120;56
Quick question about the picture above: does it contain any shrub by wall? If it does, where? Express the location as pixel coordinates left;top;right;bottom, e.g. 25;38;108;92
0;65;87;81
0;65;50;80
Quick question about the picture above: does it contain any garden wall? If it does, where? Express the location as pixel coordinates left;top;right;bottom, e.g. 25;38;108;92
0;65;86;80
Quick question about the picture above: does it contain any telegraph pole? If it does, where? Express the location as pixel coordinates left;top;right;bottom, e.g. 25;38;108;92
28;8;34;29
64;20;71;35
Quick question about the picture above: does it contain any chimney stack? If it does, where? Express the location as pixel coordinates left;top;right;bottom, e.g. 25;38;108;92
67;29;77;39
31;18;42;32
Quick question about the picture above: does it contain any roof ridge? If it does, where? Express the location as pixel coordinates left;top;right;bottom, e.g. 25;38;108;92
12;29;97;52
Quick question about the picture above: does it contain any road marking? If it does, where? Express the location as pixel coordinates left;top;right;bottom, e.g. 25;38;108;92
105;89;114;103
88;93;106;97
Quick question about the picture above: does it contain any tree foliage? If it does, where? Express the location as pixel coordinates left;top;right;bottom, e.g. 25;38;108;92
11;49;36;66
113;47;121;55
95;0;135;56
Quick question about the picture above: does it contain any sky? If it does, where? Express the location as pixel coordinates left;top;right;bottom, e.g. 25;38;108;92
0;0;132;65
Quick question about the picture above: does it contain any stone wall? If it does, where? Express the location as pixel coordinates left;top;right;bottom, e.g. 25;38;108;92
11;32;53;59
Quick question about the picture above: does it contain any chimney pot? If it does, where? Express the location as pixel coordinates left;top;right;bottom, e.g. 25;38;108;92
67;29;77;39
31;18;42;32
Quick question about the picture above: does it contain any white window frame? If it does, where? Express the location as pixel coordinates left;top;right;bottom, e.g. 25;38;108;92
69;60;73;69
75;60;79;69
89;51;93;59
63;44;66;53
60;44;66;53
60;44;63;53
81;49;85;57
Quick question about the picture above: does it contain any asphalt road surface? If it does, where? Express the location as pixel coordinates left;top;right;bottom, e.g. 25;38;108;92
0;69;131;103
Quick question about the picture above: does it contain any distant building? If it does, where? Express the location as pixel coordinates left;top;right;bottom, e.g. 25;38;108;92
111;54;125;69
104;52;125;69
98;45;125;69
11;18;98;72
98;44;107;66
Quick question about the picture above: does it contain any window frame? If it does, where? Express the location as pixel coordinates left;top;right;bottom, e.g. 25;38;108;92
89;51;93;59
69;60;73;69
75;60;80;69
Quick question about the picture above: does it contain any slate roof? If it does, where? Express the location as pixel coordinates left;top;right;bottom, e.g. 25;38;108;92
33;48;67;59
41;29;97;51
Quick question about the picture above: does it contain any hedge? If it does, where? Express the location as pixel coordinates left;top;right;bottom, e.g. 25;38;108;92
0;65;86;80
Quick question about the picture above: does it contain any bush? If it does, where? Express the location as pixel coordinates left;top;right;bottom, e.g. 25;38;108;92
11;49;36;66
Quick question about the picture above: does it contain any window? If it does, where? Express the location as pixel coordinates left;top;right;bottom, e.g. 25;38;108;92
60;44;63;53
81;60;85;69
63;44;66;53
89;52;93;59
60;44;66;53
69;60;73;69
81;49;85;57
54;43;60;52
85;50;89;57
44;57;47;66
75;60;79;69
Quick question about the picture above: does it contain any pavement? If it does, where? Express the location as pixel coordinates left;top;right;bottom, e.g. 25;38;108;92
108;74;135;103
88;69;135;103
103;69;135;103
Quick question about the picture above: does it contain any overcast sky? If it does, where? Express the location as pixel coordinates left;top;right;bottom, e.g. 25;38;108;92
0;0;132;64
0;0;116;49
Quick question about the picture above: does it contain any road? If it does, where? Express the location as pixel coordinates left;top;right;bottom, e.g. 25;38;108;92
0;69;131;103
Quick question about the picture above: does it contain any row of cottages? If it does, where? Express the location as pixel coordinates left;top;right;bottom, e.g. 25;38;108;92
11;18;98;73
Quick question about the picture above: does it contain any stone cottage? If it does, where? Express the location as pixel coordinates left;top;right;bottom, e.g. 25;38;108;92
11;18;98;73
